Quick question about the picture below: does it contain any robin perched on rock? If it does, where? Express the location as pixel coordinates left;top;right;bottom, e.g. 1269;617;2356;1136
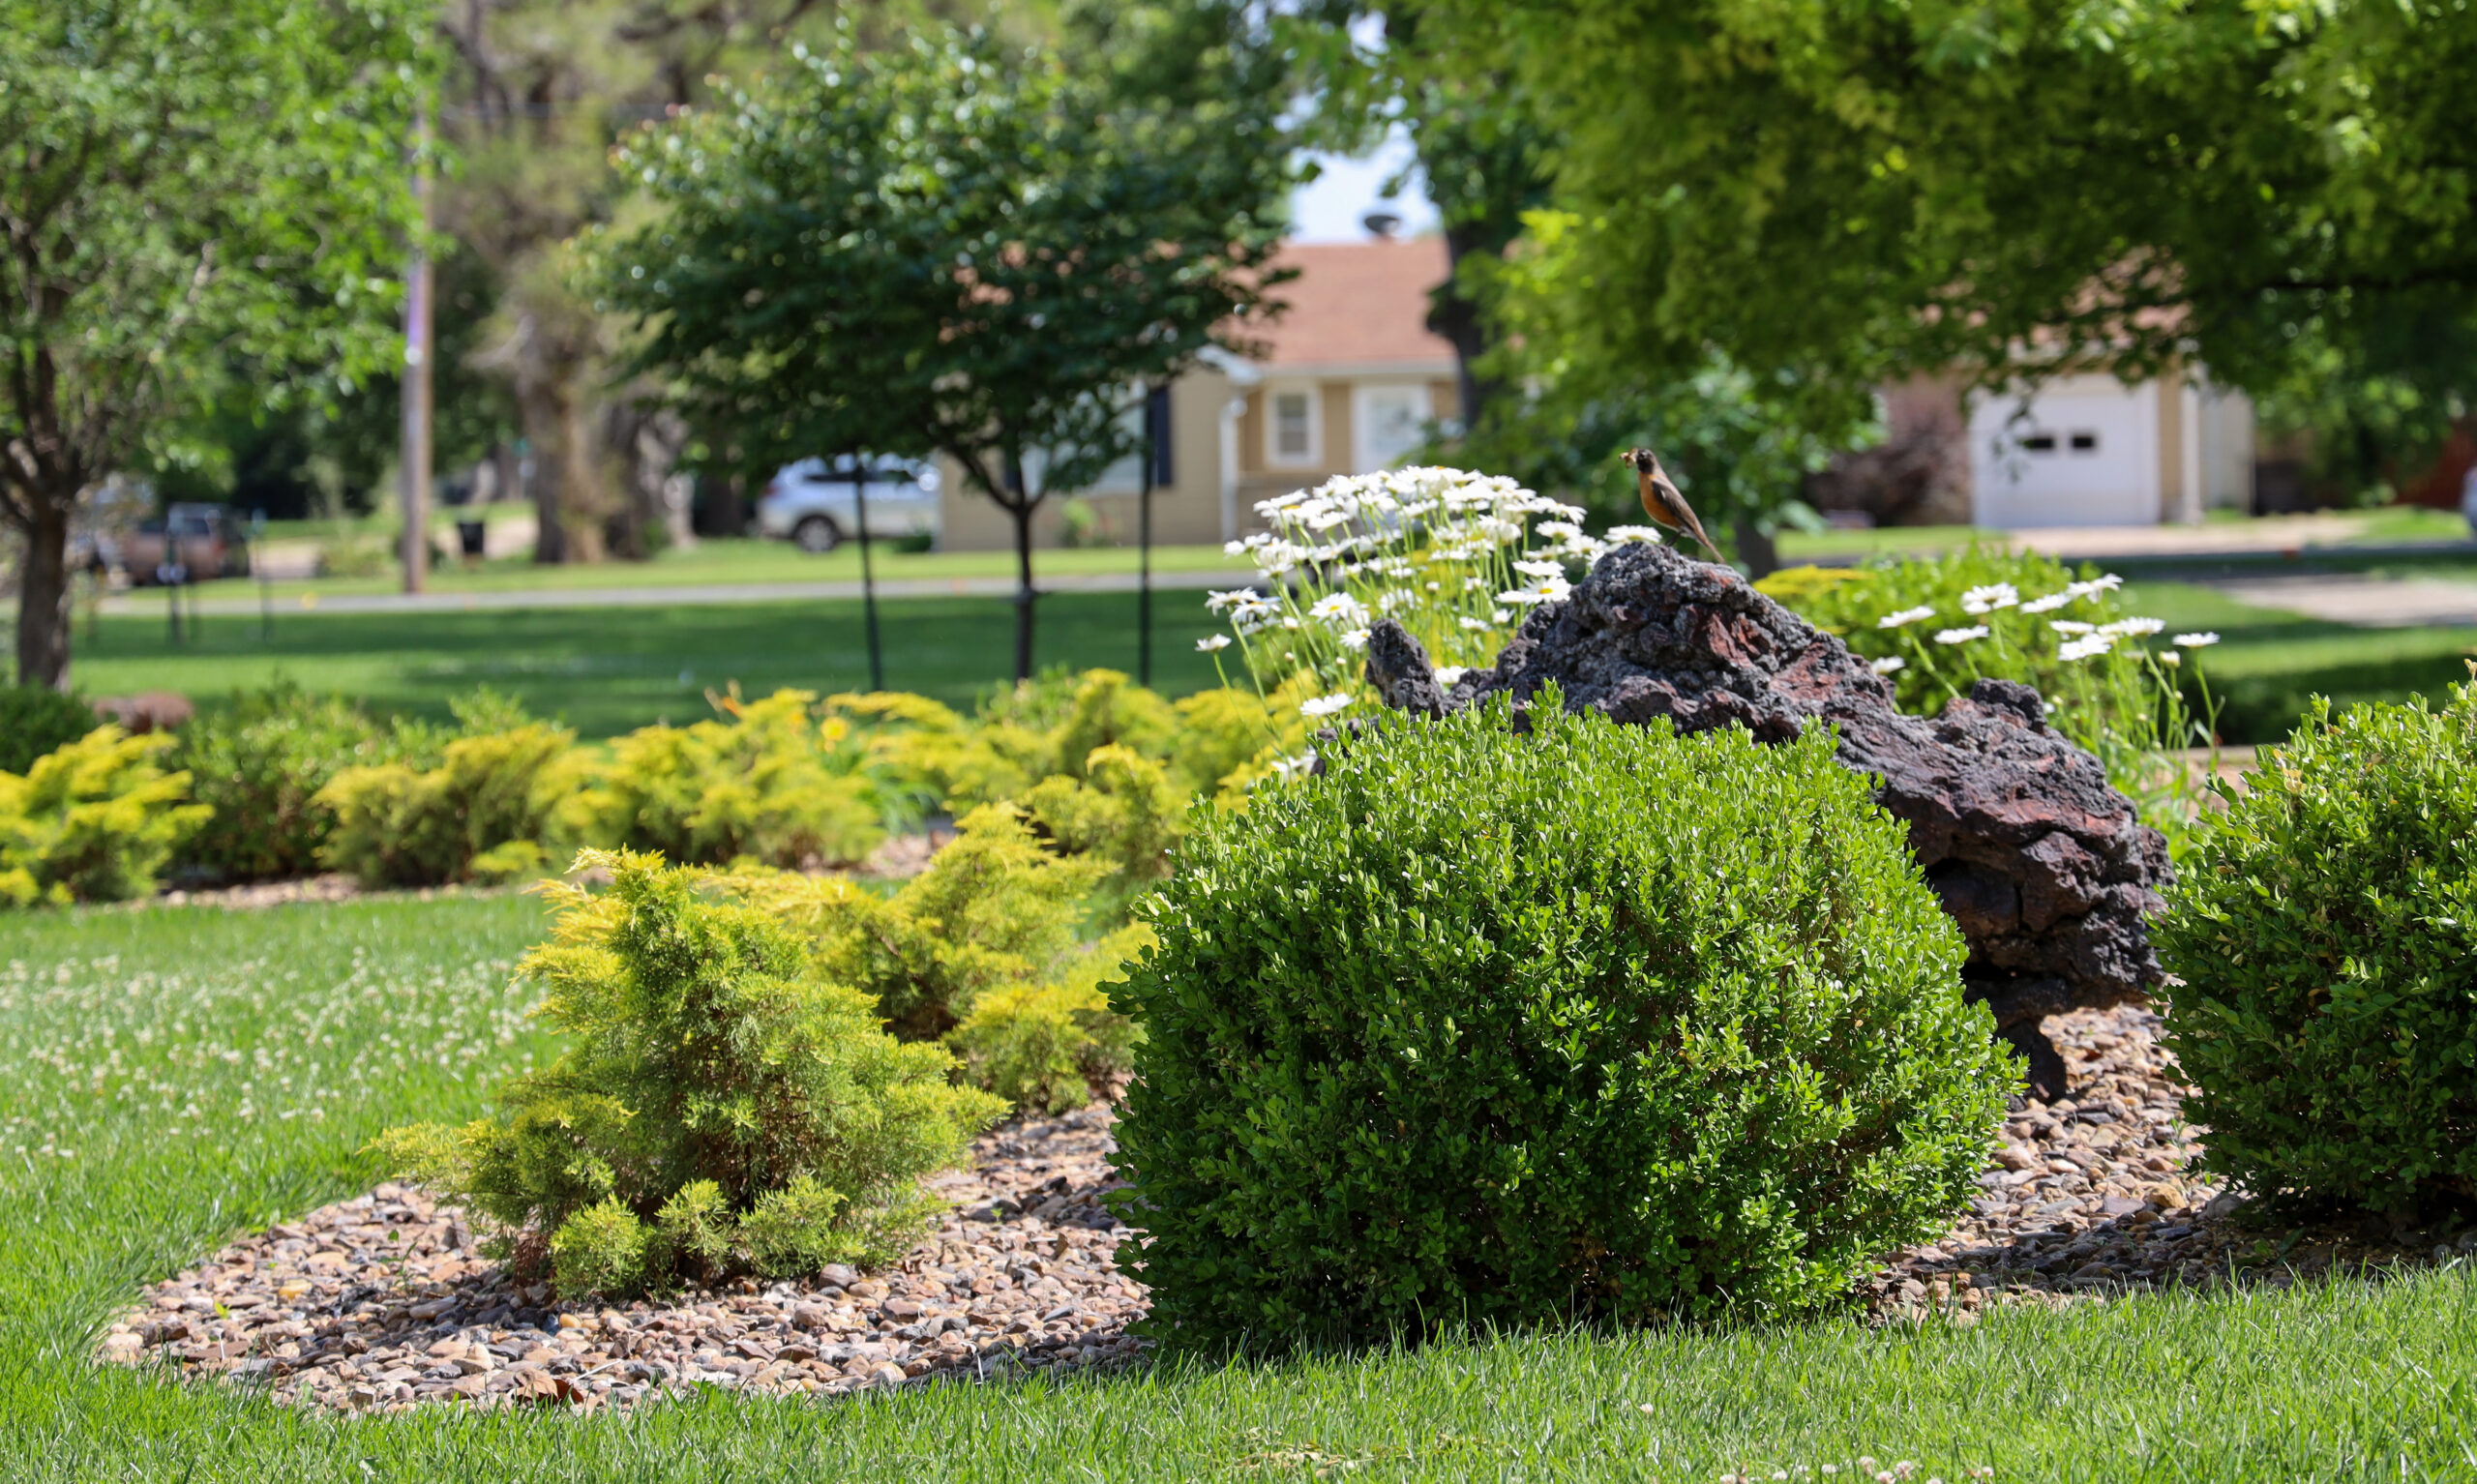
1619;447;1721;560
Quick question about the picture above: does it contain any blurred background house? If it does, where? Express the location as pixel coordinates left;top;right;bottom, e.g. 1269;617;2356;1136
932;234;1462;552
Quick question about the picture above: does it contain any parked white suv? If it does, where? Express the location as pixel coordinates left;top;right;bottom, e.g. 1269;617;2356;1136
756;456;941;552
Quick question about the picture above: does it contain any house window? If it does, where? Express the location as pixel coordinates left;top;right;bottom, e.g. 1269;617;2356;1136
2020;433;2058;454
1355;384;1432;471
2069;430;2100;453
1267;387;1319;466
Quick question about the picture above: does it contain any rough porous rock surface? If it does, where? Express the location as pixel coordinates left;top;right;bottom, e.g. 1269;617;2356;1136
1858;1005;2477;1326
1371;541;2172;1095
104;1106;1144;1411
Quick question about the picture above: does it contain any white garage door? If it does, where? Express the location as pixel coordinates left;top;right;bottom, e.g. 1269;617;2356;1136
1969;377;2160;528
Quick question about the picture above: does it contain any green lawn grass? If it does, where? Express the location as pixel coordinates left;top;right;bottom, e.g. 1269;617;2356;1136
5;898;2475;1480
209;536;1249;603
2123;581;2477;744
68;591;1237;737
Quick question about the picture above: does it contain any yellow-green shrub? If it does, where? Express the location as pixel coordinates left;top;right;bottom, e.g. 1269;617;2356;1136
947;924;1149;1113
729;803;1106;1042
1018;744;1186;915
0;727;209;906
316;722;583;887
373;851;1002;1297
583;689;881;869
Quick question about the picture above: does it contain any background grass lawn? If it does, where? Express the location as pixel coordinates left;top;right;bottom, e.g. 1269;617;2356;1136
5;897;2475;1480
67;591;1237;737
60;577;2477;744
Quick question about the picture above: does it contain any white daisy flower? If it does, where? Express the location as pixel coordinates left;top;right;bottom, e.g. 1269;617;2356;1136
1878;606;1938;629
1512;558;1567;579
1459;616;1493;632
2058;636;2116;662
2049;620;2097;636
1604;525;1666;545
1299;694;1354;718
2098;616;2166;638
2018;592;2072;613
1959;582;2019;614
2064;574;2125;599
1870;656;1906;675
1195;634;1231;652
2160;650;2182;667
1933;625;1989;645
2172;632;2221;647
1204;588;1258;613
1339;628;1371;651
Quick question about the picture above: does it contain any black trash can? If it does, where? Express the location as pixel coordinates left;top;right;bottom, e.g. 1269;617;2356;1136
456;519;489;558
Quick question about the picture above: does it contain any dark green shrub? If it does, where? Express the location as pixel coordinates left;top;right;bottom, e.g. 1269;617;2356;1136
374;850;1004;1297
0;686;99;775
1109;694;2013;1346
170;682;438;882
2159;686;2477;1212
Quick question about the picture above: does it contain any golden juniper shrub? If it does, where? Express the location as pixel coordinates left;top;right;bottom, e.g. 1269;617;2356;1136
314;721;583;887
373;850;1002;1298
0;727;209;906
1017;745;1187;916
582;689;881;869
948;924;1150;1114
727;803;1106;1042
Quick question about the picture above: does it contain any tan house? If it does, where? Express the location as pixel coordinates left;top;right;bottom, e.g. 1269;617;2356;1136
934;237;1461;551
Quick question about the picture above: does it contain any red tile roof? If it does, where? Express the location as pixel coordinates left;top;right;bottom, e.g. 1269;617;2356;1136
1244;238;1459;371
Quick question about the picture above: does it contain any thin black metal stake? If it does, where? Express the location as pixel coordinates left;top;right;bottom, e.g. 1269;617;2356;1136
854;457;883;692
1138;385;1157;687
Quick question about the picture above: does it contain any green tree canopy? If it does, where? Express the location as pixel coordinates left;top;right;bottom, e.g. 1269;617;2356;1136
0;0;428;687
1407;0;2477;468
596;21;1291;677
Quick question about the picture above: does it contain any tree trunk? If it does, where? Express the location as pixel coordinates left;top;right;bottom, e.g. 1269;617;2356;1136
1731;517;1780;579
1431;220;1507;435
14;494;75;689
1004;448;1036;682
522;385;567;566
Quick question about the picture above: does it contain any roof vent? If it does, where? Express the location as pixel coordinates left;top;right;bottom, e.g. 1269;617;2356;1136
1361;211;1403;240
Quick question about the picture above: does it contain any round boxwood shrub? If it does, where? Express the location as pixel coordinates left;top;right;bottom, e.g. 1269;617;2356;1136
1107;694;2014;1346
2158;686;2477;1213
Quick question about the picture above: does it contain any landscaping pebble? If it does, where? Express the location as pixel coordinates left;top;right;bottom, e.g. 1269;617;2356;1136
105;1005;2474;1410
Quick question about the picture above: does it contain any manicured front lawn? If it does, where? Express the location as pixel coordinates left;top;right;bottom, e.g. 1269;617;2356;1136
2123;581;2477;743
67;591;1236;737
6;897;2475;1480
186;536;1250;603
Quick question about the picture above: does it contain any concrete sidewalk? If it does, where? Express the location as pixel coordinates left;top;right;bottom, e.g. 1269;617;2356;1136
2201;573;2477;628
102;566;1263;618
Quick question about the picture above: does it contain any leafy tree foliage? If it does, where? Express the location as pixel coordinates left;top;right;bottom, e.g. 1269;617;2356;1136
596;21;1291;677
0;0;427;686
1408;0;2477;436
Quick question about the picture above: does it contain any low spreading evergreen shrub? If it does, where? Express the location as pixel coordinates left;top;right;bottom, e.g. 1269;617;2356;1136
315;703;581;887
583;689;881;870
0;727;209;906
1110;694;2013;1347
374;851;1003;1297
947;924;1148;1113
731;803;1107;1042
171;682;444;882
0;685;99;775
2159;686;2477;1213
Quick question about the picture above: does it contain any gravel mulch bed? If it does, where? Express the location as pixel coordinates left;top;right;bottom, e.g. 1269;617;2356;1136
1859;1004;2475;1324
104;1105;1143;1411
104;1007;2476;1411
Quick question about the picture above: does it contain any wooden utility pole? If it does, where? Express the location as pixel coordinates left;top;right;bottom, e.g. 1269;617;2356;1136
400;102;433;595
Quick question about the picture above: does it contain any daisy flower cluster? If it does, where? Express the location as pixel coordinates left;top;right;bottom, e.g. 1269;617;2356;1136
1202;467;1647;706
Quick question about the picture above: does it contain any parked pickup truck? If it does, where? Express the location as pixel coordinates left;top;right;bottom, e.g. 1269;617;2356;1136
94;503;254;584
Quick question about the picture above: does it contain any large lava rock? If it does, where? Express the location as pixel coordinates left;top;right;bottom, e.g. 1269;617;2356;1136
1363;541;2169;1098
